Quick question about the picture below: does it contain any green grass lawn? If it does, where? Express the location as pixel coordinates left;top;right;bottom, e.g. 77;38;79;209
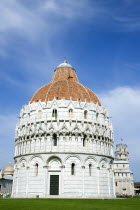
0;199;140;210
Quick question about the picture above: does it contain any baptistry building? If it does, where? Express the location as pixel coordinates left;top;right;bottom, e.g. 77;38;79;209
12;60;115;198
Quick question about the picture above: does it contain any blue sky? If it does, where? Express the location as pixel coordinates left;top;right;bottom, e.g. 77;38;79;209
0;0;140;181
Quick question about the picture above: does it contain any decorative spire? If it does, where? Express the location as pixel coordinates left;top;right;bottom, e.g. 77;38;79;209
64;57;67;63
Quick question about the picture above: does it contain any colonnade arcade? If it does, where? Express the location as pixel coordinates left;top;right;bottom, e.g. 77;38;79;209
15;131;113;157
13;154;114;197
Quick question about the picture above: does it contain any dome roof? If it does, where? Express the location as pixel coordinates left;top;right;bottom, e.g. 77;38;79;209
29;60;101;105
57;58;72;68
3;164;13;176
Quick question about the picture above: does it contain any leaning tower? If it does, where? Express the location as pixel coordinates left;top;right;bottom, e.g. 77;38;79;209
115;144;129;161
113;144;134;195
12;60;115;198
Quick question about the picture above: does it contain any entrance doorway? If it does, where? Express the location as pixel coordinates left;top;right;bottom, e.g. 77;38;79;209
50;175;59;195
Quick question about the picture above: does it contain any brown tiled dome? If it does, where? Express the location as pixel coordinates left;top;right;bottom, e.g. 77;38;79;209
29;60;101;105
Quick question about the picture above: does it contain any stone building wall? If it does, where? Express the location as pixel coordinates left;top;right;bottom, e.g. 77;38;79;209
14;100;113;158
12;153;114;198
113;144;134;195
0;179;13;195
12;100;115;198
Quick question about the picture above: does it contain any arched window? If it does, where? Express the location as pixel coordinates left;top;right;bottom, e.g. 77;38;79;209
52;109;57;119
69;109;73;118
35;163;39;176
102;163;106;168
84;110;88;119
83;135;87;147
38;110;42;119
68;76;73;82
89;164;92;176
53;134;57;146
71;163;75;175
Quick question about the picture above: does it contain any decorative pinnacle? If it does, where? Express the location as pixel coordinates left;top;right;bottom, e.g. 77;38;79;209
64;57;67;63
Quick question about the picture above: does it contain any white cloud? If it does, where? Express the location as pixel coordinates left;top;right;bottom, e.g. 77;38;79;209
0;0;139;46
42;0;95;19
0;0;100;85
0;0;44;40
0;0;93;46
0;0;46;57
99;86;140;181
113;16;140;32
0;0;139;59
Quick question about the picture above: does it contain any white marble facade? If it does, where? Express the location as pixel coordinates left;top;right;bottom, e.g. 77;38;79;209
113;144;134;195
12;99;115;198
